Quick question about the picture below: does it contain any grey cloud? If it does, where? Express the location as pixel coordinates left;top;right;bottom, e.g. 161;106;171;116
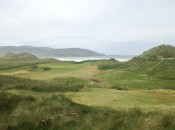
0;0;175;55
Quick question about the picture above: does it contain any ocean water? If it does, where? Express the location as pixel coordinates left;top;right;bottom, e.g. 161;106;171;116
55;56;134;62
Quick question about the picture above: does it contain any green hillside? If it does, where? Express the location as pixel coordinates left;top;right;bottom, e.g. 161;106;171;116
0;46;105;57
2;52;39;60
98;44;175;79
148;59;175;79
0;53;52;70
140;45;175;59
128;45;175;79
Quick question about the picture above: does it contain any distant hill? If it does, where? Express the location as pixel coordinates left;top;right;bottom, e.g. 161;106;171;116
0;52;52;70
3;52;39;61
0;46;105;57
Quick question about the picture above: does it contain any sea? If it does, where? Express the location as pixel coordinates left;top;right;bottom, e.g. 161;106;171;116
55;55;134;62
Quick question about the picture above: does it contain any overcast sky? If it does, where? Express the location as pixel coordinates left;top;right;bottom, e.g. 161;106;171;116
0;0;175;55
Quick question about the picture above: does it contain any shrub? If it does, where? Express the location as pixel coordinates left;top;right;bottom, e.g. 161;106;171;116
98;60;128;70
43;67;51;71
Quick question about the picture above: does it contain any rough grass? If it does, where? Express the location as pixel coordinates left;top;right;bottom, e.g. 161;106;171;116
1;93;175;130
0;75;88;92
0;91;35;113
70;88;175;111
96;69;175;90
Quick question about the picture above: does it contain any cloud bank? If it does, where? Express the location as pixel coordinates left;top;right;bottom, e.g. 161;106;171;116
0;0;175;54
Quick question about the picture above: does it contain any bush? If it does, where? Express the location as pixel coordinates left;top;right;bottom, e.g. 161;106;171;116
43;67;51;71
98;60;127;70
112;86;128;90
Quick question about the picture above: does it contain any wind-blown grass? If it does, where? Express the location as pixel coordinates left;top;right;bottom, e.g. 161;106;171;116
0;75;88;92
1;94;175;130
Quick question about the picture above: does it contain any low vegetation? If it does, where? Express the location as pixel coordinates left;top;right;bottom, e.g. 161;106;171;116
98;45;175;80
0;44;175;129
0;75;87;92
1;93;175;130
0;53;54;70
43;67;51;71
0;91;34;113
98;58;128;70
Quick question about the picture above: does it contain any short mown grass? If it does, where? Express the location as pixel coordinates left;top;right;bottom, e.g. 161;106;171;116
0;61;98;80
70;88;175;111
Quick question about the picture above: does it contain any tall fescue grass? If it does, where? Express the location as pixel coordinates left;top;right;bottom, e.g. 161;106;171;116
0;91;34;113
1;94;175;130
0;75;88;92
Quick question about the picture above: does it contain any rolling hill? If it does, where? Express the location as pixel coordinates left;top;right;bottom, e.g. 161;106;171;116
0;53;52;70
2;52;39;61
98;44;175;79
127;45;175;79
140;44;175;59
0;46;105;57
